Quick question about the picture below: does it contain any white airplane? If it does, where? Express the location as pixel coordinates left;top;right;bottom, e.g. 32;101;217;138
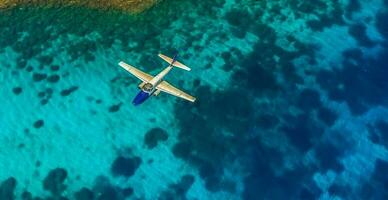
118;53;196;105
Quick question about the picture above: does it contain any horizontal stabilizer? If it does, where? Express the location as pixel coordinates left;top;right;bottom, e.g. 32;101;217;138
158;53;191;71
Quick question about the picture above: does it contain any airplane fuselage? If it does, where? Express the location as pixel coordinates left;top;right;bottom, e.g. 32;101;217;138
132;57;177;105
120;53;195;105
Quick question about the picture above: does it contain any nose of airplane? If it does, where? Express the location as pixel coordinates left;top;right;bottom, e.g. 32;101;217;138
132;91;150;105
132;99;142;106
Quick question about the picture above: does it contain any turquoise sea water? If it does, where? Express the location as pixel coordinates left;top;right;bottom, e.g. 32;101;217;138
0;0;388;199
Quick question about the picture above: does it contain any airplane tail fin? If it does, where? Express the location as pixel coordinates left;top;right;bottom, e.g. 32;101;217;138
158;53;191;71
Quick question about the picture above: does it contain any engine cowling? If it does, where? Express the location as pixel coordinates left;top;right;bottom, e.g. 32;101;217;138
138;82;146;89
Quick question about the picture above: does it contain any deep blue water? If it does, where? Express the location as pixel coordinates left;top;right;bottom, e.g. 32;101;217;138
0;0;388;199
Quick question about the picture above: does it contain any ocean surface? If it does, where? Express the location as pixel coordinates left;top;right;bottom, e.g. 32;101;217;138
0;0;387;199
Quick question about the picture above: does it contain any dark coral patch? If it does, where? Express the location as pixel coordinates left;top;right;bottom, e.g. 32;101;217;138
367;125;380;144
225;8;252;38
46;88;53;95
32;73;47;82
47;74;60;83
317;107;338;126
256;114;279;130
305;2;345;31
37;91;46;98
373;158;388;179
376;121;388;136
144;128;168;149
172;175;194;195
25;66;33;72
348;23;375;47
172;141;192;159
194;87;253;133
18;143;25;149
297;89;322;111
74;188;94;200
21;191;32;200
345;0;361;19
376;11;388;39
291;1;327;14
220;48;243;72
60;86;79;96
199;162;223;191
299;187;316;200
281;114;324;152
232;58;279;94
357;159;388;199
314;142;344;172
0;177;17;200
242;139;319;200
328;183;352;199
108;103;122;113
121;187;133;198
307;18;330;31
93;176;132;200
342;48;363;62
67;40;97;62
38;55;53;65
171;86;255;191
160;175;195;199
40;99;48;105
33;119;44;129
371;120;388;147
43;168;67;196
371;159;388;189
16;58;27;69
50;65;60;71
317;48;388;115
111;156;142;178
93;178;119;200
12;87;22;95
225;9;251;28
316;69;343;101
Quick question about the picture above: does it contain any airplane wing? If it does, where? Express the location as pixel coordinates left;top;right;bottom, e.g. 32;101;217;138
156;81;196;102
118;61;153;82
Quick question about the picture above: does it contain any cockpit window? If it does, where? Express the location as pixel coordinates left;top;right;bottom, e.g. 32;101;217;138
143;83;153;92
